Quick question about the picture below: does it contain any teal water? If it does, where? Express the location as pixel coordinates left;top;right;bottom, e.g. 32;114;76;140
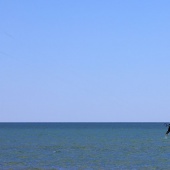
0;123;169;169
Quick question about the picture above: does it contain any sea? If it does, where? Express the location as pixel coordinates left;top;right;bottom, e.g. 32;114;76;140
0;123;169;170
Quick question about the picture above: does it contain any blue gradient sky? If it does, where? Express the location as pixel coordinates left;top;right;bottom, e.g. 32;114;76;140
0;0;170;122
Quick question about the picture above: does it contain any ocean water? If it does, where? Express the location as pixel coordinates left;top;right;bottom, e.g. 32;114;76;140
0;123;169;170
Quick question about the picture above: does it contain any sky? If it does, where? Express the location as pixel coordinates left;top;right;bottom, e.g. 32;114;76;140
0;0;170;122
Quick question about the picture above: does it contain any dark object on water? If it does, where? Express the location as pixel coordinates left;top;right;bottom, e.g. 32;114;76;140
165;123;170;135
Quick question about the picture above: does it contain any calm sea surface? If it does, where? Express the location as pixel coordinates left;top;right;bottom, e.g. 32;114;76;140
0;123;169;169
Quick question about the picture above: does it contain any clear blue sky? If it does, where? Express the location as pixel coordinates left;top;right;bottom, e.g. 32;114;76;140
0;0;170;122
